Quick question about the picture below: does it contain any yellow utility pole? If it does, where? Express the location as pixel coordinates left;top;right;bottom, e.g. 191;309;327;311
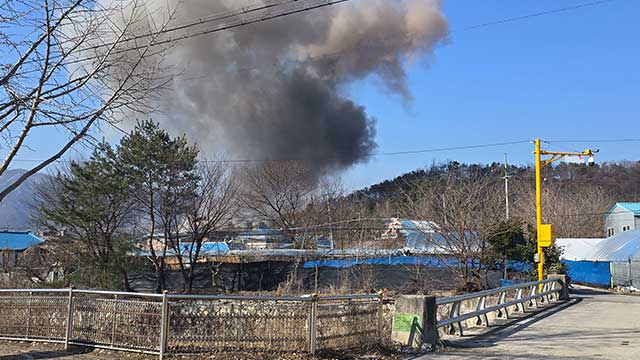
534;138;597;282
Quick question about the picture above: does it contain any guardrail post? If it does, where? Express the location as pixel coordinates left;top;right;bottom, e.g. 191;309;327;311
64;288;74;350
159;290;168;360
447;301;463;336
514;288;524;313
540;282;548;304
475;296;489;327
307;295;318;355
497;291;509;319
528;285;538;309
544;282;552;303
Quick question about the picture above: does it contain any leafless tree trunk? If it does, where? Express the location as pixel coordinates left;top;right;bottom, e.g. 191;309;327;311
169;162;239;293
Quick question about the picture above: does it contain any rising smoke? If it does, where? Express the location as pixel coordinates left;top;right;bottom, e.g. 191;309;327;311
123;0;448;173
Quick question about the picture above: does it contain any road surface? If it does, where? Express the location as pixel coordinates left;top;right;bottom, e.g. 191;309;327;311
422;287;640;360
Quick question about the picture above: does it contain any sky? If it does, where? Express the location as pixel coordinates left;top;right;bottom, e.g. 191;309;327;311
342;0;640;189
7;0;640;191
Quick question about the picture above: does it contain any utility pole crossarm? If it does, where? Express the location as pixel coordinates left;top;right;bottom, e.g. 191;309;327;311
536;149;597;168
533;138;598;284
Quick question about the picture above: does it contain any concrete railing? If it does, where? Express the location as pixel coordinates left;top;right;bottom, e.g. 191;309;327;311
0;289;385;358
392;275;570;350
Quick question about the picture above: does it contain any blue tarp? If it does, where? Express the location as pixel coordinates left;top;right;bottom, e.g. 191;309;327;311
303;256;456;269
178;242;230;256
563;260;611;287
303;256;532;271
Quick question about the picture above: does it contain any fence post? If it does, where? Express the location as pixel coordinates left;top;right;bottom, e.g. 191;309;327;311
307;294;318;355
64;288;74;350
377;291;384;340
159;290;169;360
111;294;118;346
26;291;32;339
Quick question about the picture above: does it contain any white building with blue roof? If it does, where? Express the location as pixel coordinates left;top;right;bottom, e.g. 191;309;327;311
605;202;640;237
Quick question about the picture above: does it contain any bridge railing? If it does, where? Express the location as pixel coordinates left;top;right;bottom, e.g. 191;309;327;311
392;275;570;349
436;278;563;336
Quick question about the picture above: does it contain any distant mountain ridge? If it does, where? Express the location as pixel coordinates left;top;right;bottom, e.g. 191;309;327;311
0;169;47;231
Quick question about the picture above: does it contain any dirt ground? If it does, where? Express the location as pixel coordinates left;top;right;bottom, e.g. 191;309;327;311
0;341;406;360
0;341;148;359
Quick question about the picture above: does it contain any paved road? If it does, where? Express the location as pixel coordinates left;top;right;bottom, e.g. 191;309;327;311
420;287;640;360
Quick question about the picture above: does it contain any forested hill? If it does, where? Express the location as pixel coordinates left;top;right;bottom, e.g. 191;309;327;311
0;169;47;230
352;161;640;203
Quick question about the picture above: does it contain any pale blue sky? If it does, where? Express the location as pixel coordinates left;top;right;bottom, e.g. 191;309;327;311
8;0;640;190
343;0;639;189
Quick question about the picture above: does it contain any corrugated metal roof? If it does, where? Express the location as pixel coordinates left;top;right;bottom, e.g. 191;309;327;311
589;230;640;262
612;202;640;216
556;238;606;261
0;231;44;251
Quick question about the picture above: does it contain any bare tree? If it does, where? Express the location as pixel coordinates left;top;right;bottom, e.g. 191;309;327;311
510;179;614;238
399;176;504;291
241;161;317;234
0;0;172;202
170;162;240;293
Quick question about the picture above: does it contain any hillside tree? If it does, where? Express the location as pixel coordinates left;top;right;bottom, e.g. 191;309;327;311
118;120;199;293
36;143;137;290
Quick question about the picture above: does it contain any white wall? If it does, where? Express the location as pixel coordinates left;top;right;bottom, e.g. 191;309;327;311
605;205;636;237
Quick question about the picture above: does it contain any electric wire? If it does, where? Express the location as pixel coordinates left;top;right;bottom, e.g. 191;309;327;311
9;139;533;163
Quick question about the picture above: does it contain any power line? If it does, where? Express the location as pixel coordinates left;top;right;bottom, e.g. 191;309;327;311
175;0;621;82
15;0;617;78
199;140;533;164
548;138;640;144
17;0;351;76
9;139;532;164
19;0;303;69
460;0;616;31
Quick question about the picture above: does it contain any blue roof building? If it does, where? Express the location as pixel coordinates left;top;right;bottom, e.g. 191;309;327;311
0;231;44;251
605;203;640;237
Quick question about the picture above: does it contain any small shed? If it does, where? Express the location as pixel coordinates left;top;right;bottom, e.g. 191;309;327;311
0;231;44;269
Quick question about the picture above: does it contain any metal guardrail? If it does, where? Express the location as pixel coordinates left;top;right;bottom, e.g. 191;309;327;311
435;278;563;336
0;289;384;358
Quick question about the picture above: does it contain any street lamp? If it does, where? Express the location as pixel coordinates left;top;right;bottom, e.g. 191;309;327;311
534;139;598;282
